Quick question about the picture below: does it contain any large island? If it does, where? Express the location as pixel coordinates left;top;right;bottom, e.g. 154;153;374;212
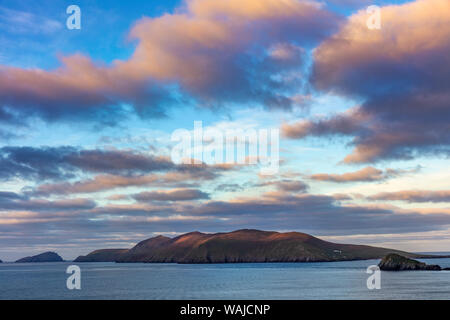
74;229;442;264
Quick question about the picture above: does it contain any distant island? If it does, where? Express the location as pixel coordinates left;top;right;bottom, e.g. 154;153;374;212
74;229;445;264
15;251;63;263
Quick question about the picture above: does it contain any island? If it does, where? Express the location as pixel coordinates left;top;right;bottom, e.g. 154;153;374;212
74;249;128;262
379;253;450;271
0;259;2;263
15;251;63;263
74;229;443;264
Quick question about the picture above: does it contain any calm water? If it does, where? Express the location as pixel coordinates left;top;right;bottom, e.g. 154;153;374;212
0;256;449;299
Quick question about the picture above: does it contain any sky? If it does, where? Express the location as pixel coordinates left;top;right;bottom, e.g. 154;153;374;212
0;0;449;261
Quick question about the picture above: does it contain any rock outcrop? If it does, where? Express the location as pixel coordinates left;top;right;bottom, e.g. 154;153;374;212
378;254;441;271
15;251;63;263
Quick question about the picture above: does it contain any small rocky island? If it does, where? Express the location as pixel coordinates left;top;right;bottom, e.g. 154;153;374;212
379;254;449;271
15;251;63;263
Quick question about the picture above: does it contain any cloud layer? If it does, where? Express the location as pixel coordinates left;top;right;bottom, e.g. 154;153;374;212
368;190;450;203
0;146;175;181
309;166;418;183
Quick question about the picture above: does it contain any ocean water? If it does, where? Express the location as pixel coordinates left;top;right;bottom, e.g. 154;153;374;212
0;256;449;300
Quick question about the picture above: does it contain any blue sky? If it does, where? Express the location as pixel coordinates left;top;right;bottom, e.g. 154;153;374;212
0;0;449;260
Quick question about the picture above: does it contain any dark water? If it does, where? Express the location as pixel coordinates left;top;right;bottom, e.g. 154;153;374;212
1;256;449;299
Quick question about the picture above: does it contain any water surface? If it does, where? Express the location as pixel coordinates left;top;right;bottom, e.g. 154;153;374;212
1;256;449;299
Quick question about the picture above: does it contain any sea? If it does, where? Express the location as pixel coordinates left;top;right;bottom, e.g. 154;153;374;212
0;254;449;299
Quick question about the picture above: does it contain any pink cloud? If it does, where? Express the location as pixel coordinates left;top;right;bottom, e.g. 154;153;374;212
0;0;339;124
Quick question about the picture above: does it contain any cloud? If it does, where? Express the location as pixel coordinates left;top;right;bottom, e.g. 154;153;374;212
106;194;130;201
0;145;239;196
281;107;369;139
31;169;223;196
32;174;159;195
0;146;75;181
64;149;175;174
302;0;450;163
331;193;353;200
309;166;418;183
311;166;383;182
0;0;340;125
133;189;210;202
258;179;308;192
125;0;339;110
0;146;229;183
0;191;26;200
0;146;173;181
0;194;96;211
0;54;176;124
214;183;244;192
368;190;450;203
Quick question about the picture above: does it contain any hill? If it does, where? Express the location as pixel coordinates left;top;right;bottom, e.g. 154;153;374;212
15;251;63;263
